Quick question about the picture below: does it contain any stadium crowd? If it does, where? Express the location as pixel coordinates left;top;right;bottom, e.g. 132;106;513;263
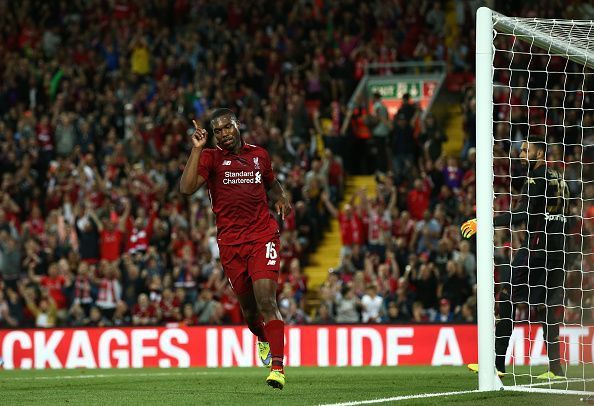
0;0;591;329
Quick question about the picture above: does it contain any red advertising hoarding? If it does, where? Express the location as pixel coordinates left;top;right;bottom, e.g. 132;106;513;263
0;324;591;369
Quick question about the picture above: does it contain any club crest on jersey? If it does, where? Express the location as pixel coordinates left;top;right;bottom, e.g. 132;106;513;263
253;157;260;169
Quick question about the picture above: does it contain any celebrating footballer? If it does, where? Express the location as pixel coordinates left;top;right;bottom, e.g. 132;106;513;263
180;108;291;389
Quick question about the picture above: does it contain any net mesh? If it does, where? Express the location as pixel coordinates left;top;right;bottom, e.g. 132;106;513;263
491;15;593;392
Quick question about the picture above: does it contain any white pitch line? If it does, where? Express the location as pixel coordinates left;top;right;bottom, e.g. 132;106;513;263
0;371;210;381
319;389;481;406
320;378;594;406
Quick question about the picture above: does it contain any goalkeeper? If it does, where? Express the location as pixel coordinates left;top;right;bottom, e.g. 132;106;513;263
462;135;568;379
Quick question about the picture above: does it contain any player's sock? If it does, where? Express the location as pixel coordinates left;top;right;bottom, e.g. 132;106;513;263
247;316;267;342
495;291;515;373
541;306;563;376
264;319;285;373
271;357;284;373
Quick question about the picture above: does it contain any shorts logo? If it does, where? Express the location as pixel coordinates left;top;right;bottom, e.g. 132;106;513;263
253;157;260;169
266;260;277;265
222;160;232;166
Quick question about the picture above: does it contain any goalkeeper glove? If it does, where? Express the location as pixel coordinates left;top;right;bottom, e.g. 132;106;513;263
461;218;477;238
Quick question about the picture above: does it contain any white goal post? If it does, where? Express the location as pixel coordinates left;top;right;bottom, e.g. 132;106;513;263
475;7;593;394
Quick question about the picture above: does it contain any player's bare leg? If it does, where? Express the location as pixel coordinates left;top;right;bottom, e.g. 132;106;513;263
237;289;271;367
253;278;285;389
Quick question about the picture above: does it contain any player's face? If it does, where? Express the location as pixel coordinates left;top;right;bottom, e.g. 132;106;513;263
519;141;542;170
211;114;240;151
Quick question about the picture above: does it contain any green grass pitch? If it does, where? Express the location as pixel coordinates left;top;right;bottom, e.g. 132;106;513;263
0;366;591;405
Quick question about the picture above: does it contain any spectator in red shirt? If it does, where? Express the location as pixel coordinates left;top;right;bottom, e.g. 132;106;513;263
95;199;130;263
279;230;303;273
407;178;430;220
392;209;416;248
170;227;195;260
127;203;158;254
36;115;54;165
29;262;69;321
67;261;96;315
96;263;122;319
321;190;364;257
181;303;198;326
24;206;45;236
159;288;181;323
286;259;308;306
132;293;159;325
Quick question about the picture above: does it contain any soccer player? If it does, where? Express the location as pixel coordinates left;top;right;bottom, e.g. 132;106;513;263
179;108;291;389
462;135;568;379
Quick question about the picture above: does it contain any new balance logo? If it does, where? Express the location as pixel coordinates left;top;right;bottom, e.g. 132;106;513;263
266;260;277;266
222;160;232;166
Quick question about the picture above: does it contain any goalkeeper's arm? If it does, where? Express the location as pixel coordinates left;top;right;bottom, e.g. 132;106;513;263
461;198;528;238
493;198;528;227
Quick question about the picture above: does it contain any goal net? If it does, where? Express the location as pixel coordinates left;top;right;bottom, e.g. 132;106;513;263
475;7;593;395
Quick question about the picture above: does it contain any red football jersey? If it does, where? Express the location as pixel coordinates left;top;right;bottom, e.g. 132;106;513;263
40;275;67;309
100;229;122;261
198;143;279;245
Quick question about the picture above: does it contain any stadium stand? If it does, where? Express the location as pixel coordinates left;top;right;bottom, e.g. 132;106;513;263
0;0;590;329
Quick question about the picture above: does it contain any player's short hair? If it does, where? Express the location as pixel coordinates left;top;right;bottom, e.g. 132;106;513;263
526;134;546;154
210;108;236;122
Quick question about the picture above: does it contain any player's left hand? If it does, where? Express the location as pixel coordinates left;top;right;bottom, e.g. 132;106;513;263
275;195;292;220
461;218;477;238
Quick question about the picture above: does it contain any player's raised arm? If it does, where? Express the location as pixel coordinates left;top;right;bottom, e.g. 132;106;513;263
180;119;208;195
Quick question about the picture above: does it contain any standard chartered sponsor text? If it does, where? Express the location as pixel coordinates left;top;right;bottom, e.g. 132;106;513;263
223;171;261;184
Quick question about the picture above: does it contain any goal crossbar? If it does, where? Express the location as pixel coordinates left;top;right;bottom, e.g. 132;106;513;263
492;11;594;69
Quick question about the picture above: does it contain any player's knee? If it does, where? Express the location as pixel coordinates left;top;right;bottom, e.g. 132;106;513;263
256;296;278;316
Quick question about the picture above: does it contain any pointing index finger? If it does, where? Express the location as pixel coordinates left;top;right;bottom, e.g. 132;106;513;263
192;119;200;130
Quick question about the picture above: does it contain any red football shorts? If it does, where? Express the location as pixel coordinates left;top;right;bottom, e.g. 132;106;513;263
219;235;281;296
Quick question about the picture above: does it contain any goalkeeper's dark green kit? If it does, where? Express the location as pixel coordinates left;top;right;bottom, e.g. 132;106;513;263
493;164;569;375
